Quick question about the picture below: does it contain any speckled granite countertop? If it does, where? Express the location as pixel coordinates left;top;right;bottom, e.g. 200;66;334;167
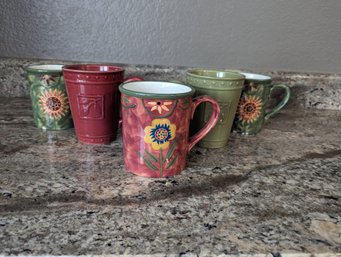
0;58;341;256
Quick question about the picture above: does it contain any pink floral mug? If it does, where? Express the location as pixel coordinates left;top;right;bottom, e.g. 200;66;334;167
119;81;221;178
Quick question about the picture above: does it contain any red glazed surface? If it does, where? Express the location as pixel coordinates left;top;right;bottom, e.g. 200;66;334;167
121;92;220;178
63;64;141;144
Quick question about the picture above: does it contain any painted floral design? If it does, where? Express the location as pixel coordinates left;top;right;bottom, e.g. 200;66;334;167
40;75;58;86
245;81;258;92
237;95;262;123
144;119;176;150
39;89;69;118
147;101;173;114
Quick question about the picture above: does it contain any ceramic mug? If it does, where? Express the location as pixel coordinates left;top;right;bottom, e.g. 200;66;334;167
186;69;245;148
25;64;73;130
232;72;291;135
119;81;221;178
63;64;141;144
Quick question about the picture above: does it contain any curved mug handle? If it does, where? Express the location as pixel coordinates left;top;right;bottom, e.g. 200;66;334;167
124;76;144;83
188;95;220;151
117;77;143;127
264;84;290;121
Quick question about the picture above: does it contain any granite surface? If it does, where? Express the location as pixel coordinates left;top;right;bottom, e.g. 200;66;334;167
1;57;341;110
0;58;341;256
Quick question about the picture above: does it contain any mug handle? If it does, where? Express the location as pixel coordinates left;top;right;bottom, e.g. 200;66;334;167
264;84;290;121
188;95;220;151
117;76;143;103
124;76;143;83
117;76;143;127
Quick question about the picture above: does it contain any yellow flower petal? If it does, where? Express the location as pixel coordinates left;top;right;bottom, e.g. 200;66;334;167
157;106;162;114
147;102;157;106
151;106;157;111
169;124;176;140
151;141;161;150
151;119;170;126
163;101;172;106
144;126;153;143
151;141;169;150
151;119;160;126
162;141;169;149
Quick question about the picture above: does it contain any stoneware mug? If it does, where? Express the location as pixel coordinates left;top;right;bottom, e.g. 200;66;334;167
25;64;73;130
186;69;245;148
232;72;291;135
63;64;141;144
119;81;221;178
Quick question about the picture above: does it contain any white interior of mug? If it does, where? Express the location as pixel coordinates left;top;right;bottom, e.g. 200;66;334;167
28;65;63;71
122;81;193;94
240;72;271;81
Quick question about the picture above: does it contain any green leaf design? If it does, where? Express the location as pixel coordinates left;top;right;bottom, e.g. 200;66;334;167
166;155;178;169
238;122;246;130
165;139;177;162
145;150;158;163
28;75;38;83
122;97;137;109
257;85;264;94
138;152;158;171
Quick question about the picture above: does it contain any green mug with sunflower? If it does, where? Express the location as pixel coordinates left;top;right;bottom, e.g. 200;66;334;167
233;72;290;135
25;64;73;130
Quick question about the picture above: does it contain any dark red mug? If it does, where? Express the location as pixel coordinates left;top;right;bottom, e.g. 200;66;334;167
63;64;141;144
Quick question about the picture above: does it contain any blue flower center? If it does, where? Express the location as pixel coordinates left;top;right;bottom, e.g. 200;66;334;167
150;124;171;144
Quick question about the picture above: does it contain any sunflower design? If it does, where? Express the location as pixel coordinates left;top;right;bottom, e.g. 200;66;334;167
147;101;173;114
40;75;58;86
237;95;263;123
144;119;176;150
38;89;69;118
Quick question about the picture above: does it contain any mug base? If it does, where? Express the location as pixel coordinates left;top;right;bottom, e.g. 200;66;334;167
77;134;116;145
232;131;259;137
36;125;73;131
198;140;228;149
125;167;184;178
34;121;74;131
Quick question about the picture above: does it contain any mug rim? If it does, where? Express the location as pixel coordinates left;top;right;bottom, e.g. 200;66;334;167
186;69;245;81
24;64;64;74
119;81;195;99
62;64;124;73
240;72;272;82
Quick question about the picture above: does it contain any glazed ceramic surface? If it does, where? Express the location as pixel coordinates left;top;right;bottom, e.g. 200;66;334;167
119;81;220;178
25;64;73;130
186;70;245;148
233;72;291;135
62;64;141;145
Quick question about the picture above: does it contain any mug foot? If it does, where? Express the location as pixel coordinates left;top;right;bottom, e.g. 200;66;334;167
77;134;115;145
125;167;184;178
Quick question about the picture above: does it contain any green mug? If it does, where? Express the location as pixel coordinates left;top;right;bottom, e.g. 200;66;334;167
232;72;290;135
186;69;245;148
25;64;73;130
